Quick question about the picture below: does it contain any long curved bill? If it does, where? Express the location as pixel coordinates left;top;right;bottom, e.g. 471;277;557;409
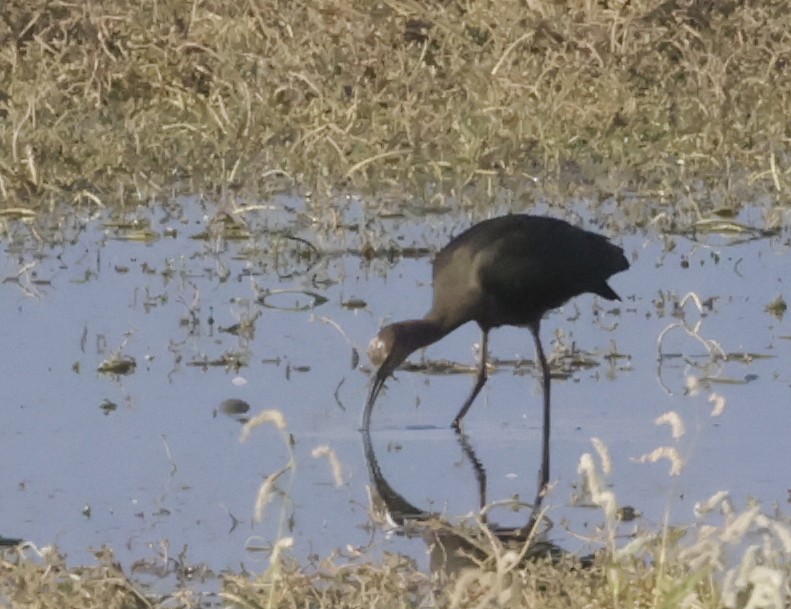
361;369;387;431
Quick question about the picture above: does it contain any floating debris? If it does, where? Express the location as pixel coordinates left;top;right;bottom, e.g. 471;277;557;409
99;399;118;415
257;289;328;311
218;398;251;422
97;356;136;375
341;298;368;310
765;295;787;320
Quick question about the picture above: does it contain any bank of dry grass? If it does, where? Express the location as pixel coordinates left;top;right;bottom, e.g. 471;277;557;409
3;493;790;609
1;0;790;211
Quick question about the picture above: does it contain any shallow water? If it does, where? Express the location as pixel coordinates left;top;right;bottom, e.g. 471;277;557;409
0;196;789;587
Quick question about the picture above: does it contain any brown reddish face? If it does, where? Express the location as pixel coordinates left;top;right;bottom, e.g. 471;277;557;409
362;320;443;430
362;324;414;430
363;328;394;430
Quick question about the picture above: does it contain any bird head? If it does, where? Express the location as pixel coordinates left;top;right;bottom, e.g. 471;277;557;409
362;322;423;430
368;321;426;376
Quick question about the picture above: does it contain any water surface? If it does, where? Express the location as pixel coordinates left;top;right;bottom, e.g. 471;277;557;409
0;196;788;585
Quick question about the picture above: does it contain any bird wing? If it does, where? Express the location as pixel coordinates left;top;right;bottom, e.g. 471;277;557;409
431;215;627;328
474;219;623;325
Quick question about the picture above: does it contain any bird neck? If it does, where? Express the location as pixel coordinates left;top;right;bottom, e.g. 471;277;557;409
419;317;456;347
415;309;470;349
410;317;455;350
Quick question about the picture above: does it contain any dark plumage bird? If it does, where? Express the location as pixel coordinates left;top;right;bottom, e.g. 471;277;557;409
362;215;629;488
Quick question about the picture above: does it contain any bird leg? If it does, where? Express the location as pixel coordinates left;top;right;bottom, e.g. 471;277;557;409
451;329;489;430
529;322;551;497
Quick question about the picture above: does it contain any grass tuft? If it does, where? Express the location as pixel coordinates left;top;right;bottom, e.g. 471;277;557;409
1;0;790;210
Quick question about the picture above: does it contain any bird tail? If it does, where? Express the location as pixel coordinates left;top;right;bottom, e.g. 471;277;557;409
607;244;630;274
594;282;622;301
594;243;629;301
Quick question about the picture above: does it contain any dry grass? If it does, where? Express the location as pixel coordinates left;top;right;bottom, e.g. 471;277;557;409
1;0;790;211
4;492;790;609
1;546;158;609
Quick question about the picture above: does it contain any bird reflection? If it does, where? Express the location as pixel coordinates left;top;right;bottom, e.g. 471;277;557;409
361;428;591;579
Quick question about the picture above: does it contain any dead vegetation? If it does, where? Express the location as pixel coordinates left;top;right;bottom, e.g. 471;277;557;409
1;0;790;211
4;493;790;609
